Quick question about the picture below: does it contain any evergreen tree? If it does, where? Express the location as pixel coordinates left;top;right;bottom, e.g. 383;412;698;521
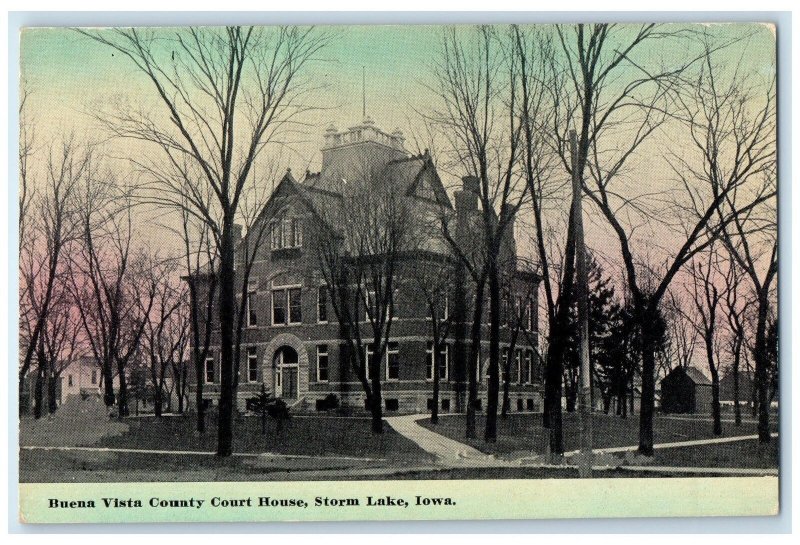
563;255;620;412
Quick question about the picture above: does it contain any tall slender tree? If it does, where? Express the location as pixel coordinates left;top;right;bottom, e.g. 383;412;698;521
79;26;329;455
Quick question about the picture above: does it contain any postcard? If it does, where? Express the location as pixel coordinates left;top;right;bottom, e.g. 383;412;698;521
17;21;779;523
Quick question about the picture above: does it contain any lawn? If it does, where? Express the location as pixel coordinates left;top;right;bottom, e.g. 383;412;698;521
21;449;759;483
418;412;779;462
94;414;432;462
20;412;432;461
652;438;779;469
19;399;436;482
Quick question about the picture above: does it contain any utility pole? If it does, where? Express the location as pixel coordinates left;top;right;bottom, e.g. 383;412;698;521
570;129;593;478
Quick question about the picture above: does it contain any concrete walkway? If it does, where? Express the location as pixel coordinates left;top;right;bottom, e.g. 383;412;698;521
384;414;511;467
385;414;779;475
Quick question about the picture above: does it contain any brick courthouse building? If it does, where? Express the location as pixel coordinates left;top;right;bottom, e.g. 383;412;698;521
190;117;542;415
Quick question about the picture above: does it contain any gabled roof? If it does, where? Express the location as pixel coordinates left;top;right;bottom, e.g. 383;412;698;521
684;367;712;386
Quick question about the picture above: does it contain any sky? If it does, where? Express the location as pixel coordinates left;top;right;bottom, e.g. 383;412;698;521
19;23;778;373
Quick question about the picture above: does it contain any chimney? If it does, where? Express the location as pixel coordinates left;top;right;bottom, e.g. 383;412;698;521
455;175;479;213
232;223;243;242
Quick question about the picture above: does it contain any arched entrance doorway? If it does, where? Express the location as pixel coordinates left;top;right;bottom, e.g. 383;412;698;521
273;346;299;400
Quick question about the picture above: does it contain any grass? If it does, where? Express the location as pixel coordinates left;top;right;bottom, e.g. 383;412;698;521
652;438;779;469
418;412;779;461
21;413;434;462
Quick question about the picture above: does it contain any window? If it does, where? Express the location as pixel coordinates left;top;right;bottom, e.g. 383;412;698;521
528;299;535;331
364;290;390;323
387;342;400;380
272;287;301;325
364;344;375;380
316;345;329;382
91;370;97;385
270;217;303;249
247;347;258;383
385;398;399;411
272;289;286;325
441;398;451;411
517;399;524;411
527;398;535;411
204;356;215;384
426;341;449;381
246;291;258;327
270;221;281;249
523;350;532;384
288;288;302;324
291;218;303;247
68;375;73;387
427;295;448;320
317;286;328;323
501;347;509;384
515;350;522;384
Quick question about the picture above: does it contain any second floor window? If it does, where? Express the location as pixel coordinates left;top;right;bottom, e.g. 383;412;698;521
272;287;302;325
387;342;400;380
288;287;302;324
247;347;258;382
272;289;286;325
246;291;257;327
91;370;97;385
317;286;328;323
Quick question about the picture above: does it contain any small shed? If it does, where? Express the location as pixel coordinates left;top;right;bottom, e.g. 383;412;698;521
660;366;713;414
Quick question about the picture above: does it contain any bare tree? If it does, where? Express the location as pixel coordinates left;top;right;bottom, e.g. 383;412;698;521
432;26;528;443
19;138;83;410
686;247;725;436
513;24;572;454
39;283;82;415
410;253;457;424
720;258;750;427
78;25;329;455
313;170;415;434
180;206;217;432
70;180;153;417
554;25;774;455
679;36;777;444
141;256;188;417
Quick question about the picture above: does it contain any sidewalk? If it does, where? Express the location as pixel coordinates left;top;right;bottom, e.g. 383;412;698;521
384;414;512;467
386;413;779;475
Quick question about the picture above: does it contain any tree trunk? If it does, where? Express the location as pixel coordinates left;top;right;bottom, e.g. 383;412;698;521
638;307;658;456
733;345;742;426
565;374;577;412
217;219;236;456
154;386;163;418
704;335;722;436
33;364;45;420
753;295;771;443
501;354;511;419
195;354;206;433
116;358;129;418
431;344;441;424
102;356;115;408
466;280;485;440
484;259;501;443
369;341;384;434
47;374;59;414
